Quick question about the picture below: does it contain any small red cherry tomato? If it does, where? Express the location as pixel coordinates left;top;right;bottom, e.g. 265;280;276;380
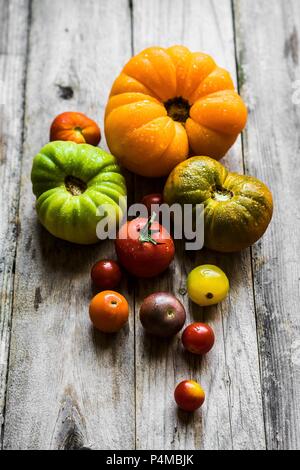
91;260;122;290
141;193;163;215
182;323;215;355
174;380;205;412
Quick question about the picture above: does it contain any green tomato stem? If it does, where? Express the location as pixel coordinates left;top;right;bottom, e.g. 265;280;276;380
139;212;159;245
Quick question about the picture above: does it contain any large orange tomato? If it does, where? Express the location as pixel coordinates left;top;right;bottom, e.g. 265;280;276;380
105;46;247;177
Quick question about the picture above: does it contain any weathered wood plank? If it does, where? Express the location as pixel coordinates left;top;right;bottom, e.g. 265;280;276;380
3;0;134;450
132;0;265;450
0;0;29;444
233;0;300;450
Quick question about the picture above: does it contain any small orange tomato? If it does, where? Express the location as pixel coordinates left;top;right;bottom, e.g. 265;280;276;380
174;380;205;412
89;290;129;333
50;111;101;145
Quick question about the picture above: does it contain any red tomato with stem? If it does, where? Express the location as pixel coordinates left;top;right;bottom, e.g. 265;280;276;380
182;323;215;355
115;212;175;278
174;380;205;412
91;259;122;290
50;111;101;145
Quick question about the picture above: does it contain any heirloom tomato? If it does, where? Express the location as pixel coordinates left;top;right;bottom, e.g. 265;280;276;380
91;260;122;290
139;292;186;337
31;141;126;244
182;323;215;355
187;265;229;307
50;111;101;145
89;290;129;333
164;156;273;252
141;193;163;214
115;213;174;278
174;380;205;412
105;46;247;177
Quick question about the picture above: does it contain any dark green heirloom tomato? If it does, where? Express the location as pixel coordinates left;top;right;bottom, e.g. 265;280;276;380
163;156;273;252
31;141;127;244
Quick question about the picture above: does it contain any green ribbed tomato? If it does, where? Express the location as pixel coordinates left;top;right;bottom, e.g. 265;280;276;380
31;141;127;244
163;156;273;252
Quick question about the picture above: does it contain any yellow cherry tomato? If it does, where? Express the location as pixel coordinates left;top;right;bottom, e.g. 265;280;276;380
187;265;229;306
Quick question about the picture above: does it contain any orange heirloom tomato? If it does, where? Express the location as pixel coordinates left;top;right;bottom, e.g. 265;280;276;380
89;290;129;333
50;111;101;145
105;46;247;177
174;380;205;412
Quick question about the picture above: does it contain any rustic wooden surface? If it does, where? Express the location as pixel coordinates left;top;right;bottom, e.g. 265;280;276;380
0;0;299;450
234;0;300;450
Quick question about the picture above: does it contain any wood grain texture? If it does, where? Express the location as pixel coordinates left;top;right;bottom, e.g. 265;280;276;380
0;0;29;442
233;0;300;450
132;0;265;450
3;0;296;450
2;0;134;450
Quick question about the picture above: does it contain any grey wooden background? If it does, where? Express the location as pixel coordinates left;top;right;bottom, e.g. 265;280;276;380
0;0;299;450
